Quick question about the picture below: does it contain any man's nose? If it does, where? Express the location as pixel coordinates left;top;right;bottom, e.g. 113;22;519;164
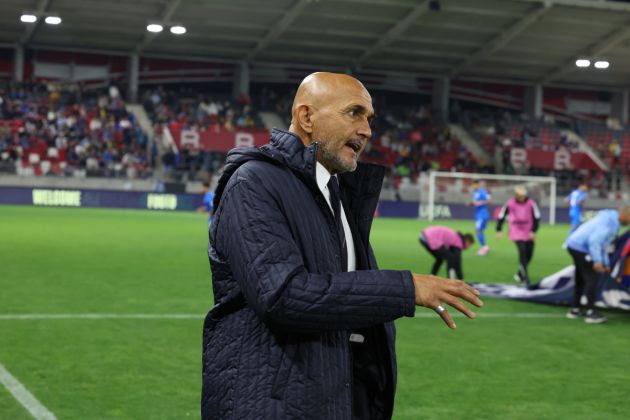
357;118;372;140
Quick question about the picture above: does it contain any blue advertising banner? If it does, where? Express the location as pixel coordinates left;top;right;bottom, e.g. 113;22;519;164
0;187;608;223
0;186;203;211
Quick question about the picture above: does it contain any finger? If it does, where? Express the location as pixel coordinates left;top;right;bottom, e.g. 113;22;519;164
462;282;482;297
450;279;479;295
447;280;484;307
436;308;456;329
443;295;476;319
461;288;484;307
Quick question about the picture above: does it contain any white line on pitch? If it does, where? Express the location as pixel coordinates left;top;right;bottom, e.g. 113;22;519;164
414;312;564;318
0;313;202;320
0;312;566;320
0;362;57;420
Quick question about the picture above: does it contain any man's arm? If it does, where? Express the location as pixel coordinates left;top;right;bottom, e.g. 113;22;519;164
496;204;509;232
216;177;481;332
531;200;541;233
587;227;616;269
216;178;416;332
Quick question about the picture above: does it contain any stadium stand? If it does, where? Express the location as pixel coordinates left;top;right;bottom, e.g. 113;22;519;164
0;82;151;178
141;85;265;130
1;80;627;201
347;102;491;200
576;122;630;170
456;105;627;195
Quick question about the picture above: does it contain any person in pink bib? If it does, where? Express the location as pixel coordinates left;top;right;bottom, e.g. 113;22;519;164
496;185;541;288
419;226;475;280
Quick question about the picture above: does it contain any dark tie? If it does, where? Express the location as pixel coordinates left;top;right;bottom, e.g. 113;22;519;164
327;176;348;271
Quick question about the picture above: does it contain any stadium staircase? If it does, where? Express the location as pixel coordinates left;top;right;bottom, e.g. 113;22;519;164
561;129;609;171
259;111;287;131
126;104;154;139
126;103;166;174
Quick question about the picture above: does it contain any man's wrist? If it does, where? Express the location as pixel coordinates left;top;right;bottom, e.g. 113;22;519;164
403;271;416;317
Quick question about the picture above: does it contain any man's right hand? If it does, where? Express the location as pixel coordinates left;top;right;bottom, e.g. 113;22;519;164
593;262;609;273
412;274;484;329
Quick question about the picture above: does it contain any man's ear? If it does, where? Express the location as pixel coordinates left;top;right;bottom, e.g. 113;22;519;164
296;104;313;134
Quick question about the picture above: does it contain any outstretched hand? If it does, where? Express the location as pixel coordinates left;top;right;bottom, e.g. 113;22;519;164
412;273;483;329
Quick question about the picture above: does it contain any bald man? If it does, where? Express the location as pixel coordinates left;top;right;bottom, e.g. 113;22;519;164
202;73;482;419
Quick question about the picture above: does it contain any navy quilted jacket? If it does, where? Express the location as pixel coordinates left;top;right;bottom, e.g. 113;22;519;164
202;129;416;419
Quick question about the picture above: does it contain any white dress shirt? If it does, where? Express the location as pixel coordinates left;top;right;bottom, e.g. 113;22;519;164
315;161;356;272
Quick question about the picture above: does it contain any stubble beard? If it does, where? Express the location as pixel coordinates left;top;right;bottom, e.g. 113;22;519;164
318;140;358;174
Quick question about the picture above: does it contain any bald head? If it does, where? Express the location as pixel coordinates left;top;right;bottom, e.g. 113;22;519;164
288;72;374;173
291;72;370;124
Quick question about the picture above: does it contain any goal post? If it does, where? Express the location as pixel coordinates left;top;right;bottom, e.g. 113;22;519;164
424;171;557;225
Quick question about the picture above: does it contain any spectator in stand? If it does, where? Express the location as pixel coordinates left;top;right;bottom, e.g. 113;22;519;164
467;179;492;256
557;132;569;150
564;183;588;234
496;185;541;288
419;226;475;279
609;141;621;166
566;206;630;324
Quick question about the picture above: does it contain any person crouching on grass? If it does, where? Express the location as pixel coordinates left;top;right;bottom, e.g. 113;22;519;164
420;226;475;280
565;205;630;324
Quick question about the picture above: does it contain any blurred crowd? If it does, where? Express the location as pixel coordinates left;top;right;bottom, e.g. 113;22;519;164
364;103;489;185
142;85;264;130
457;105;629;195
1;82;627;197
0;82;150;178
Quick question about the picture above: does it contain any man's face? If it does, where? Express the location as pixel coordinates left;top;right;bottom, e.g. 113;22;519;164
311;84;374;174
515;194;526;202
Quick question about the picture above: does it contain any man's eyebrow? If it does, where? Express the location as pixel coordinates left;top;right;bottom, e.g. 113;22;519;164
345;104;375;118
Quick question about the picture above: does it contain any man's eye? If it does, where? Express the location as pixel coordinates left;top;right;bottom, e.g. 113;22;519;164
348;110;356;117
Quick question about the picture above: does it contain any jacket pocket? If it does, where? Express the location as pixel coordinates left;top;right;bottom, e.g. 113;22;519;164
270;344;297;400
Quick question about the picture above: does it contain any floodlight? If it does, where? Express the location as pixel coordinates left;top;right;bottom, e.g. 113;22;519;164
20;14;37;23
44;16;61;25
170;25;186;35
146;24;163;33
575;59;590;68
594;61;609;69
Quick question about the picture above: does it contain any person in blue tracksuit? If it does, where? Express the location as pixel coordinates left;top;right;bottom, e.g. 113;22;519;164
197;181;215;228
564;184;588;234
565;206;630;324
467;179;492;256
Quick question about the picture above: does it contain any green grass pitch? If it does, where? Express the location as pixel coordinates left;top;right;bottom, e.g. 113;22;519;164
0;205;629;419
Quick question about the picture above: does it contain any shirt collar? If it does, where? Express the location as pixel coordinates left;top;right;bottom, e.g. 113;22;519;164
315;161;332;192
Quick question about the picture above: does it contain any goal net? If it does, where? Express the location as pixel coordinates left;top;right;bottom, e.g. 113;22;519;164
419;171;557;225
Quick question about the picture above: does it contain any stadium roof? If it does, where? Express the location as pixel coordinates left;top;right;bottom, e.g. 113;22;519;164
2;0;630;90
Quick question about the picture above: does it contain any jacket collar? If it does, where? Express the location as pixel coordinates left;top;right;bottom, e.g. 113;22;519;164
213;128;386;210
260;128;318;181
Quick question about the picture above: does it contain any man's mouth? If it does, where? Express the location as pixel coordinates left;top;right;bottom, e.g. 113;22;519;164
345;140;363;154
